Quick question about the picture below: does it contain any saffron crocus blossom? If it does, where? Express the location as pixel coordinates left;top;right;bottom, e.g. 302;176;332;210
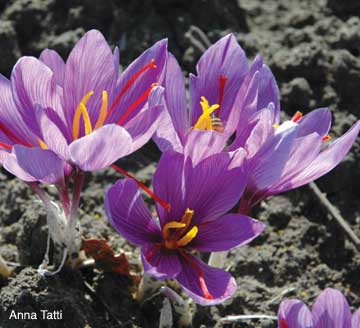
234;107;360;214
0;29;167;273
154;33;360;215
0;29;167;180
154;33;279;158
278;288;360;328
105;150;264;305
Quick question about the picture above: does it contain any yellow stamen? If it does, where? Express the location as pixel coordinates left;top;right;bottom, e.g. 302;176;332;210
273;124;279;129
181;208;194;228
94;91;108;129
176;226;198;247
163;221;186;239
72;91;94;140
37;138;48;149
193;96;219;130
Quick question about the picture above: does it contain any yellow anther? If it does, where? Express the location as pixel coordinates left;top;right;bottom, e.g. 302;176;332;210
181;208;194;228
94;90;108;129
176;226;198;247
163;221;186;239
273;124;279;129
37;138;48;149
193;96;219;130
73;91;94;140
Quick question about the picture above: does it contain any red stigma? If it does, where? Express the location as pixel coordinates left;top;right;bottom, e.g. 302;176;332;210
291;111;303;123
182;252;214;300
145;244;161;262
0;122;32;147
111;164;171;212
279;319;289;328
0;141;12;150
322;134;331;141
215;75;228;117
106;59;157;120
116;83;158;125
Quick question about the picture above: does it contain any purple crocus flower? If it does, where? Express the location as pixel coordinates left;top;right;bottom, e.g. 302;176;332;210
278;288;360;328
154;33;360;215
154;34;278;156
0;29;167;183
0;30;168;274
234;107;360;214
105;149;264;305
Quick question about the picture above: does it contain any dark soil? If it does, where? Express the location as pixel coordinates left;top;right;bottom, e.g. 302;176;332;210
0;0;360;327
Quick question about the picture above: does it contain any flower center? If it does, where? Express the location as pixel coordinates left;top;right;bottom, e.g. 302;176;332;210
72;59;159;140
193;97;222;131
162;208;198;249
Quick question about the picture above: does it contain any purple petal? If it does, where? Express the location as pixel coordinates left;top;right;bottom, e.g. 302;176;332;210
277;299;312;328
176;253;237;305
39;49;65;87
162;52;188;140
3;151;36;181
287;120;360;190
153;151;187;227
190;214;264;252
69;124;133;171
0;74;36;145
11;56;61;137
233;56;279;136
13;145;64;184
123;86;164;151
248;123;297;190
108;39;168;124
256;64;280;121
312;288;352;328
243;105;276;157
105;179;161;245
296;108;332;138
352;308;360;328
267;133;323;195
63;30;117;130
184;148;248;224
190;34;248;129
141;244;181;279
37;108;70;160
153;106;184;152
183;129;227;166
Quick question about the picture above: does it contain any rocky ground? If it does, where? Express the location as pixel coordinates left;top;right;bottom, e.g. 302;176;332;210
0;0;360;327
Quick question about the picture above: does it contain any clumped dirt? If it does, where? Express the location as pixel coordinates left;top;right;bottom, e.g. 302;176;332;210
0;0;360;327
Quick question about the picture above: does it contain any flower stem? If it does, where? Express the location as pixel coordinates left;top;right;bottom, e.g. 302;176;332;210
70;170;85;224
57;178;70;218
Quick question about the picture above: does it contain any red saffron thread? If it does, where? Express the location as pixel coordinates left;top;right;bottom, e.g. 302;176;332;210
291;111;303;123
106;59;157;120
0;122;32;147
0;141;12;150
279;319;289;328
111;164;171;212
145;244;162;262
215;75;228;117
322;134;331;141
182;252;214;300
117;83;158;125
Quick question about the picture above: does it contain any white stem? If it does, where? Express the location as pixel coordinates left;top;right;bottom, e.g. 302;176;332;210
219;314;278;323
208;251;228;268
159;298;173;328
160;287;192;327
38;247;68;276
136;272;162;302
